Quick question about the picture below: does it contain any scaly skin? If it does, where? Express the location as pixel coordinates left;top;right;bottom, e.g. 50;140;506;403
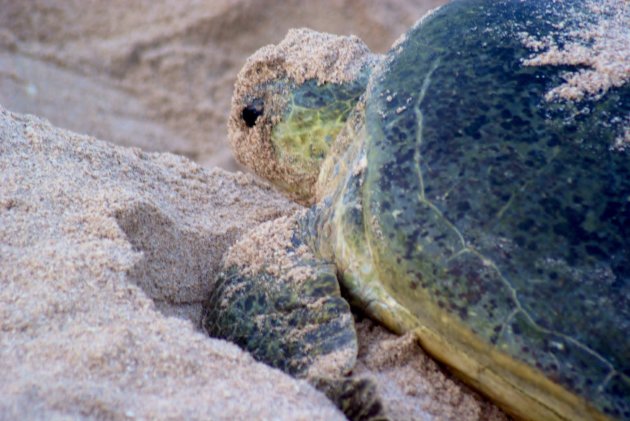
236;70;371;203
272;75;369;174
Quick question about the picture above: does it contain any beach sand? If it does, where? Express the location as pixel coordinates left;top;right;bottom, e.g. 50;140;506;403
0;1;511;419
0;0;445;170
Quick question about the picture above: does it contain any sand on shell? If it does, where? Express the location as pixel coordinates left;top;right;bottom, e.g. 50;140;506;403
520;0;630;102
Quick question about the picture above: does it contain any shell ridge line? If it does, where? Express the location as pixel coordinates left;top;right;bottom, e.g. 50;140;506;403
413;57;441;201
492;147;561;225
496;308;521;346
412;58;468;250
466;246;617;380
599;371;616;394
407;54;618;388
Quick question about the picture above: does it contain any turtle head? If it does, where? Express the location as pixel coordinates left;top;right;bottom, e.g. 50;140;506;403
229;28;375;205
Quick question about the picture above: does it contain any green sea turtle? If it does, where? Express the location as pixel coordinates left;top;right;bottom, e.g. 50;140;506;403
202;0;630;420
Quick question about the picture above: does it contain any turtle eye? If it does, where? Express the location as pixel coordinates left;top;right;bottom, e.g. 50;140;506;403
242;99;264;128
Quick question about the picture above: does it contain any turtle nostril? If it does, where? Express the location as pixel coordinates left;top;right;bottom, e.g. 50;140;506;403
242;99;264;128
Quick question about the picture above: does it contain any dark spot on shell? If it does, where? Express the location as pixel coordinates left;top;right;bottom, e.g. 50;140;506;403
585;244;606;258
517;218;535;231
511;321;522;335
244;295;254;311
546;133;560;147
457;201;471;212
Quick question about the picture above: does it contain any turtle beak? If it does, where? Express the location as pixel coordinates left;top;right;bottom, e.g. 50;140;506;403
242;98;264;128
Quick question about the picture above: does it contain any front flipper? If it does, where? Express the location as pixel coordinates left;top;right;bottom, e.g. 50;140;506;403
202;212;387;420
313;377;387;421
202;212;356;378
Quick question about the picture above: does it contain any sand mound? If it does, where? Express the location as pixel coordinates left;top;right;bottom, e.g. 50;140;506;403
0;107;341;420
355;319;508;421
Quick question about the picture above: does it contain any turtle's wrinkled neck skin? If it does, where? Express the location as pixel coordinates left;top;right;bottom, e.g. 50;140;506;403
245;70;372;203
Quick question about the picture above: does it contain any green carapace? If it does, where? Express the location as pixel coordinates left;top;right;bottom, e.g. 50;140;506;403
203;1;629;420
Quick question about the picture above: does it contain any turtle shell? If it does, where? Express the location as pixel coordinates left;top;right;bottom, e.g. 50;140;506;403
361;0;629;419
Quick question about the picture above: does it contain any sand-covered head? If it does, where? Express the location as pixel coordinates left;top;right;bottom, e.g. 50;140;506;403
228;28;379;205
